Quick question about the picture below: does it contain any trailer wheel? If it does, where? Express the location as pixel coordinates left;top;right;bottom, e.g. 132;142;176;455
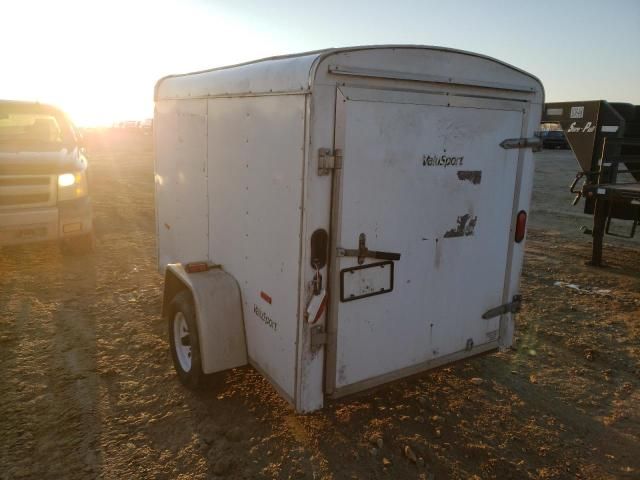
168;291;208;390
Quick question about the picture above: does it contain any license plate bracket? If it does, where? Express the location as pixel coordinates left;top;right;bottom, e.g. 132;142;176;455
340;260;394;302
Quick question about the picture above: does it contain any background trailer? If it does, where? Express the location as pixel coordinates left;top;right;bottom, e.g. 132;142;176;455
542;101;640;266
154;45;544;413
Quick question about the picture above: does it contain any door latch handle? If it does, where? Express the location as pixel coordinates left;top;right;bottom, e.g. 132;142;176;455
336;233;401;265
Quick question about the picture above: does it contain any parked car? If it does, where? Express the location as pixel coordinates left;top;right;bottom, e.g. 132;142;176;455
541;129;569;149
0;100;93;253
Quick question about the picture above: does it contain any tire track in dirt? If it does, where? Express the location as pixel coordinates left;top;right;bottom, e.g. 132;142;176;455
0;247;103;479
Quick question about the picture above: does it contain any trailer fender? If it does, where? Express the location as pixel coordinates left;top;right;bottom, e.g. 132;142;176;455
162;264;248;374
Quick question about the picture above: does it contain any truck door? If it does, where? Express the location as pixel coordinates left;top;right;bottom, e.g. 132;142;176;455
326;87;527;395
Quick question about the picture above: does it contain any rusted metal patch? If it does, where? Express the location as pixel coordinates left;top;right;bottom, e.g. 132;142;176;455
457;170;482;184
444;214;477;238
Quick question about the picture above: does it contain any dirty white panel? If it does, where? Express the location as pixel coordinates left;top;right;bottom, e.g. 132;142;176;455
501;100;541;348
331;89;524;391
154;99;209;269
294;88;334;413
207;95;306;401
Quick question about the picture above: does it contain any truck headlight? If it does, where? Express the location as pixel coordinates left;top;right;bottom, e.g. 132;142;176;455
58;171;88;200
58;173;77;187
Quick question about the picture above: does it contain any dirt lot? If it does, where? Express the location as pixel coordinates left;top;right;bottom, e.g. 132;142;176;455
1;136;639;479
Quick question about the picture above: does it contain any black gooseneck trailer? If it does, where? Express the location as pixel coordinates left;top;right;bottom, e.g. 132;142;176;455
542;101;640;266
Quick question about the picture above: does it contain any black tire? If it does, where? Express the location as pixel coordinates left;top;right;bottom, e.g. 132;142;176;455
168;291;208;390
60;232;95;255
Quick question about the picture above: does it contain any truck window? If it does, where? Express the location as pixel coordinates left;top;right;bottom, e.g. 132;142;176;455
0;105;74;152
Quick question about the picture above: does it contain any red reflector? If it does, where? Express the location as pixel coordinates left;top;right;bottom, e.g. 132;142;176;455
313;294;328;324
515;210;527;243
185;262;209;273
260;291;272;304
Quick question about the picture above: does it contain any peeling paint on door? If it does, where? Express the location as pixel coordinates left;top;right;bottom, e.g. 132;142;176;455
444;214;478;238
457;170;482;185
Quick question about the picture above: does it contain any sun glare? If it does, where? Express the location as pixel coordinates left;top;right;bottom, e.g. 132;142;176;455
2;0;282;127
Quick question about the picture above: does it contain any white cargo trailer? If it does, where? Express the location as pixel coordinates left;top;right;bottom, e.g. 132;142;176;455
154;45;543;413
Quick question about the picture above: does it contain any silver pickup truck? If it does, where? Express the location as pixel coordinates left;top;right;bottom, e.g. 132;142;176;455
0;100;93;253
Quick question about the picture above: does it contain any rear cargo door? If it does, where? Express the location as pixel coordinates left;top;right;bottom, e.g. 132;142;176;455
328;87;526;394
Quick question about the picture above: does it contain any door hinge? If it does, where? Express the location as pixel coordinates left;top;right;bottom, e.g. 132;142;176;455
482;295;522;319
318;148;343;175
311;325;327;347
336;233;401;265
500;137;541;151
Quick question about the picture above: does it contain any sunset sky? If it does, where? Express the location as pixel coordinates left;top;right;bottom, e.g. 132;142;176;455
3;0;639;126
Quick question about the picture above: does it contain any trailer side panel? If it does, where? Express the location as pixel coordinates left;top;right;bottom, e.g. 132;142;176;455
155;99;209;269
207;94;306;401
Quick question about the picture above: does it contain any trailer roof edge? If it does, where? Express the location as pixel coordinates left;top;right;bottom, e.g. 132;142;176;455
154;45;544;102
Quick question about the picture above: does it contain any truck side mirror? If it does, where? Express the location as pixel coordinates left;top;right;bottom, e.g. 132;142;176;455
310;229;329;269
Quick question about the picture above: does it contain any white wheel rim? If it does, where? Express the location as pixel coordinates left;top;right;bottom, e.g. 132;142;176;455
173;312;192;372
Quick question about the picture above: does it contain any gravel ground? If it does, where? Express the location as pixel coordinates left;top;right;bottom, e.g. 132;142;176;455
1;135;638;479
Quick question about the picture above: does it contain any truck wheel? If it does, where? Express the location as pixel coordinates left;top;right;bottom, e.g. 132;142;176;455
168;291;208;390
60;232;95;255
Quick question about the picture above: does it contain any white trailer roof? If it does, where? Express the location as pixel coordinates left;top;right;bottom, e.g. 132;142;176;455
155;45;543;101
